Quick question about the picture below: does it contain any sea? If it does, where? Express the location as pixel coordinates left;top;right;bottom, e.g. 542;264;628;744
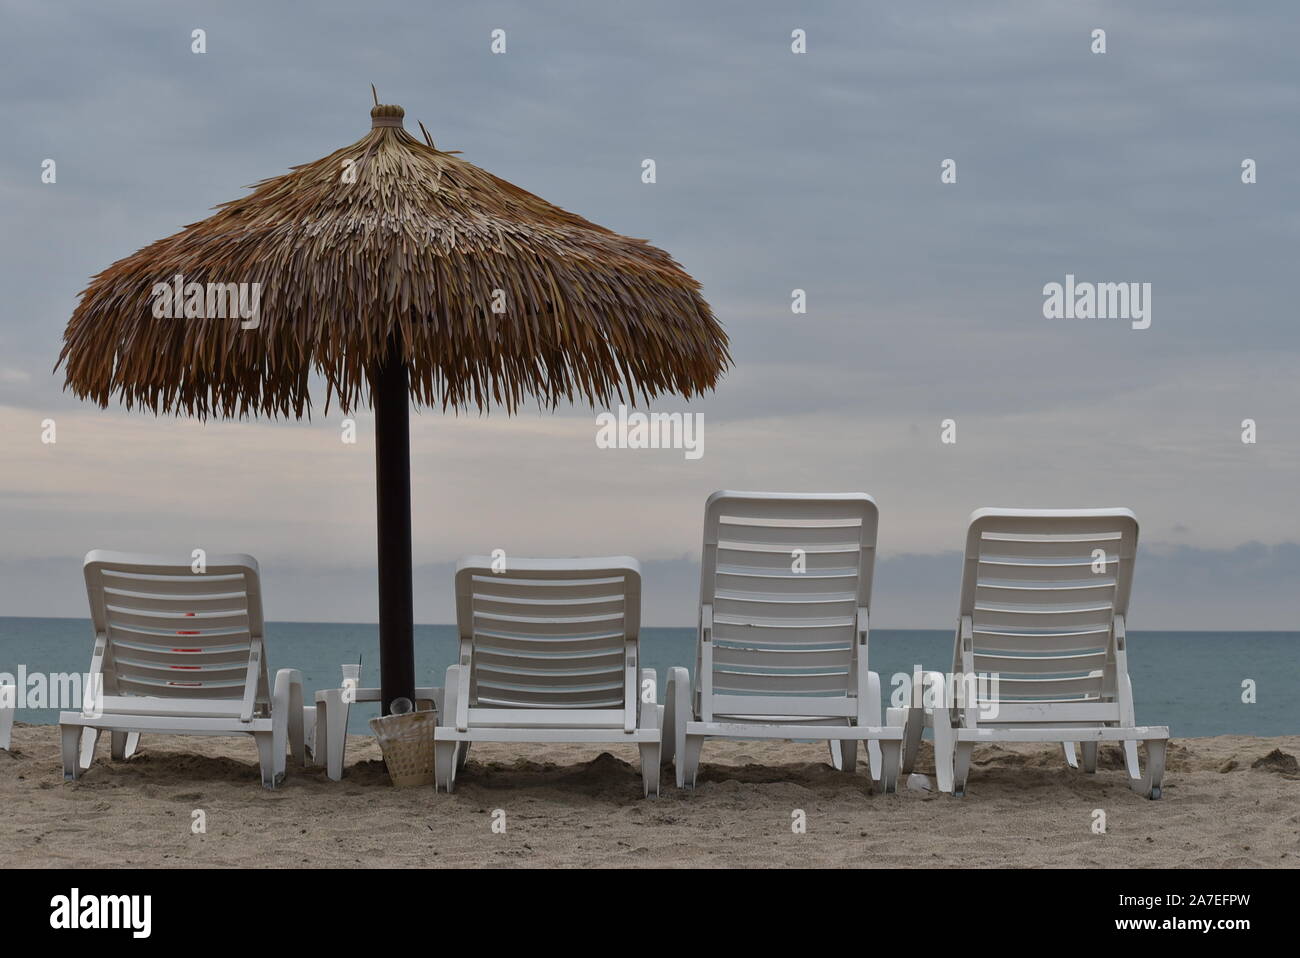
1;617;1293;738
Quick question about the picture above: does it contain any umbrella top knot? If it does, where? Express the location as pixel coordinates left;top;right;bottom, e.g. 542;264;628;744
371;103;405;128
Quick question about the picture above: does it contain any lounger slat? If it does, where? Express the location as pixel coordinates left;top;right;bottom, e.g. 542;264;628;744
104;623;252;646
713;499;874;521
104;591;250;614
713;571;858;596
982;673;1105;697
467;578;627;602
974;608;1114;629
472;615;624;639
973;651;1108;674
469;596;624;619
712;620;856;645
475;648;624;669
708;693;856;718
98;571;249;596
981;701;1121;723
114;676;247;697
972;628;1109;652
717;522;864;548
112;647;251;669
974;583;1115;606
976;516;1136;537
716;547;860;572
474;688;626;708
713;594;857;619
976;536;1123;559
463;707;627;728
475;634;625;655
467;579;629;600
114;661;250;683
712;670;849;694
976;560;1118;583
475;665;624;689
106;609;251;632
712;645;854;670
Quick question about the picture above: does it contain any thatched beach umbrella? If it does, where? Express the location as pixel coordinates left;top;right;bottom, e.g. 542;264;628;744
58;99;729;712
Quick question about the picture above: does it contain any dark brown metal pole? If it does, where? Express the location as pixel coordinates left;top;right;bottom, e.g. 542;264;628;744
373;335;415;714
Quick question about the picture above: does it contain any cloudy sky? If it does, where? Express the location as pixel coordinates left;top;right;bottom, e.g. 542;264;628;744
1;1;1297;628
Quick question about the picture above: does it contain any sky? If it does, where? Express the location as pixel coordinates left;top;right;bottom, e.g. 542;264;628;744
1;0;1298;629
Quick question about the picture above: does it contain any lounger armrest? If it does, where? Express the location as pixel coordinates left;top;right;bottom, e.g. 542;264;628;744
447;663;470;732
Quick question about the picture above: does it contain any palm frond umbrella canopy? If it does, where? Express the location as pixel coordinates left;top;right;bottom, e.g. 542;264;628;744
58;100;729;712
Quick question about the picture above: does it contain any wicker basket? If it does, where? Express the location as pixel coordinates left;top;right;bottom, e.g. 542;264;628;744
369;709;437;787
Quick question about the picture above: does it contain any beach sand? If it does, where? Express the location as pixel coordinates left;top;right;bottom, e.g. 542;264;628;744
2;722;1297;868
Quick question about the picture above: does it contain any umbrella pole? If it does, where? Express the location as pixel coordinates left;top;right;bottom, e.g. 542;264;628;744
373;339;416;714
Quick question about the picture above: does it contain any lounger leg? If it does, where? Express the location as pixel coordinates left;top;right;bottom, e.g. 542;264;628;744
877;740;901;795
664;668;691;770
887;707;922;775
679;734;704;789
864;670;883;775
1080;741;1098;773
123;732;139;758
455;739;471;773
952;741;974;798
639;742;661;798
318;689;349;782
288;691;305;765
0;697;15;751
254;731;279;789
273;669;305;771
839;739;857;774
434;739;457;793
110;731;131;761
932;714;955;794
79;728;100;771
828;740;844;771
661;686;677;769
1063;742;1078;768
61;724;83;780
1129;739;1167;800
1123;741;1141;780
302;706;318;763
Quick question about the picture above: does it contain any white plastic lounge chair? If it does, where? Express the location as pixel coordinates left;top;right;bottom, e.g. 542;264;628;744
663;492;903;792
58;551;305;788
888;508;1169;798
435;556;662;796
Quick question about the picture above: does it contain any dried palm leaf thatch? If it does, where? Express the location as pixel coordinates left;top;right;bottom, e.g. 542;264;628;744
57;103;729;418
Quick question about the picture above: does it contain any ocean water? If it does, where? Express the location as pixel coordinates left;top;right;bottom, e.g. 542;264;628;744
0;617;1294;738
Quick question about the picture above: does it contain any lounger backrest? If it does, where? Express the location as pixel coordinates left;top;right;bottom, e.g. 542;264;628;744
83;551;266;702
699;492;878;719
455;557;641;710
958;509;1138;707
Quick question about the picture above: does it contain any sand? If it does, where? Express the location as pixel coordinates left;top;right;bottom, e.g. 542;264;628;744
2;722;1297;868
